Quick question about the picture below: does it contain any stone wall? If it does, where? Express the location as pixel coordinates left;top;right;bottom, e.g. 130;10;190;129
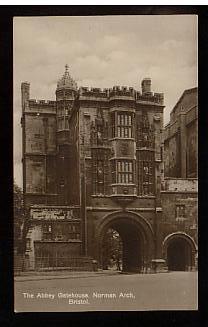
162;178;198;192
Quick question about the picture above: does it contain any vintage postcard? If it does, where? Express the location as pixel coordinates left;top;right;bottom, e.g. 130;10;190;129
13;14;198;312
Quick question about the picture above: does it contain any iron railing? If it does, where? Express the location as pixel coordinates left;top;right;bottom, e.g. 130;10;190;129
35;256;94;271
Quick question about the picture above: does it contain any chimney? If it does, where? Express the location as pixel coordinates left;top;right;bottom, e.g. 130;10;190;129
141;78;151;95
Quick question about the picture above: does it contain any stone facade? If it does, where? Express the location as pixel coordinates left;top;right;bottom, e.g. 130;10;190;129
164;87;198;178
160;179;198;270
21;66;198;272
161;88;198;271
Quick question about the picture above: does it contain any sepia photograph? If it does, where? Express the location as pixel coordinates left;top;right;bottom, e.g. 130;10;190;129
13;14;198;312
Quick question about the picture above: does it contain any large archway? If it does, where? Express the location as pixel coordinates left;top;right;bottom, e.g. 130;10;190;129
96;211;154;273
163;233;197;271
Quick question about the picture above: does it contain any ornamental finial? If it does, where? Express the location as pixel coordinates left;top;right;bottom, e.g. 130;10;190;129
65;64;69;72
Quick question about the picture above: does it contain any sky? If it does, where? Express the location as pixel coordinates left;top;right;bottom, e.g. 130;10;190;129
13;15;197;187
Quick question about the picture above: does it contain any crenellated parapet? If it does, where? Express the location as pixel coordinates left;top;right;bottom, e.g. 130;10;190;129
136;91;164;105
24;99;56;115
79;87;109;101
78;84;163;105
109;86;135;100
154;93;164;104
78;85;134;102
135;78;164;105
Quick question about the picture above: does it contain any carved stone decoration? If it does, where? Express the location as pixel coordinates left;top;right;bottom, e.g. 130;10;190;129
90;111;109;147
91;148;111;195
120;141;129;156
30;207;79;220
136;113;155;148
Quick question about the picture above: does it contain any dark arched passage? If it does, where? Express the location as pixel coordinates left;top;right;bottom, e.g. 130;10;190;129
163;233;197;271
96;211;154;273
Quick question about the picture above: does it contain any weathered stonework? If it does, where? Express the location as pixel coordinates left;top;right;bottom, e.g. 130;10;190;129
162;88;198;271
164;87;198;178
21;67;198;272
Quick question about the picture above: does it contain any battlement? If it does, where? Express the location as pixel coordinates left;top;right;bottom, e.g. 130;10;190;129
79;86;136;99
78;84;163;104
79;87;108;99
136;92;164;105
109;86;135;99
25;99;56;114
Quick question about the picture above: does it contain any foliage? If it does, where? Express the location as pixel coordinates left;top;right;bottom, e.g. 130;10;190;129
102;228;122;270
13;181;27;254
14;182;23;219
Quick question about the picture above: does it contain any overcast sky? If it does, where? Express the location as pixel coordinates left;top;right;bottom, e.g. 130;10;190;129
13;15;197;187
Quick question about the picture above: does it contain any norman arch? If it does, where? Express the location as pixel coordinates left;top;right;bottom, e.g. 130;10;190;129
95;210;155;273
163;232;197;271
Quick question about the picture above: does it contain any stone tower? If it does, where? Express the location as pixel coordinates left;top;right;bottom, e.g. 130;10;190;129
56;65;78;204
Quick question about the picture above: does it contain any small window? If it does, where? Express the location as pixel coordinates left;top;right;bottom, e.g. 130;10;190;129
117;160;134;184
117;112;133;138
176;205;185;220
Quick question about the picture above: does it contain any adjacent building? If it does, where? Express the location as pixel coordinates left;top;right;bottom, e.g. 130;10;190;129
21;66;198;272
162;87;198;271
164;87;198;178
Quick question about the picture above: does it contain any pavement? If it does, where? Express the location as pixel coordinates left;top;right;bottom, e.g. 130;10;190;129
14;269;121;282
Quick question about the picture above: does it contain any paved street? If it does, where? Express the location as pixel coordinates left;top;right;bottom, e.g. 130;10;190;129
14;271;197;312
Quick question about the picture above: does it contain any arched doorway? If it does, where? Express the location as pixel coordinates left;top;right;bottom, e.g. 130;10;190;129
96;211;154;273
163;233;197;271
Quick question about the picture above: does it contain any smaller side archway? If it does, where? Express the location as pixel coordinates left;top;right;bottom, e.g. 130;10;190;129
163;232;197;271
